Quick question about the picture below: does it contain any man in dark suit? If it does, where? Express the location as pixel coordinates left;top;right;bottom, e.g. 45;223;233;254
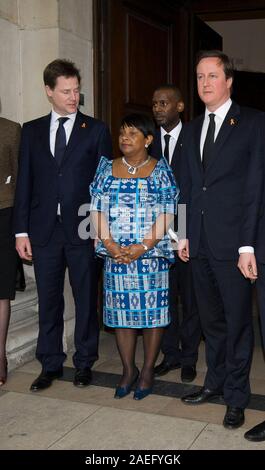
151;84;201;383
178;50;264;429
14;59;112;391
244;119;265;442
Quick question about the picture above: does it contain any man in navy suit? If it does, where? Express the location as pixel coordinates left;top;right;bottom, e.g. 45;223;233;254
14;59;112;391
244;116;265;442
179;51;264;429
151;84;201;383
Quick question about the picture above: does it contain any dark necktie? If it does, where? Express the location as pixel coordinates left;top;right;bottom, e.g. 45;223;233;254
54;117;69;166
202;113;215;171
164;134;171;162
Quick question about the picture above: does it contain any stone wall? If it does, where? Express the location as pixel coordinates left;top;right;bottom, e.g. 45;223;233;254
0;0;93;122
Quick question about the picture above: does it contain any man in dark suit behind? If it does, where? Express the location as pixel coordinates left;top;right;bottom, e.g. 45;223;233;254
151;84;201;383
14;59;112;391
179;51;264;429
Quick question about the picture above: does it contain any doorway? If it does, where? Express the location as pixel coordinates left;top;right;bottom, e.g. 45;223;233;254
93;0;265;145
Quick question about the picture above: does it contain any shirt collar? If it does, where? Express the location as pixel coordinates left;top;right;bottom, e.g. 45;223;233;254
161;120;182;140
205;98;232;121
51;109;77;125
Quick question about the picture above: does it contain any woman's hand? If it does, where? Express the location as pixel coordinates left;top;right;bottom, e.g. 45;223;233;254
104;240;131;264
122;244;146;262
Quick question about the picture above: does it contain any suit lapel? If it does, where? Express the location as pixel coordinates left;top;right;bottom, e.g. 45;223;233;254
170;128;181;169
38;113;54;162
38;112;90;167
205;102;240;174
170;128;184;178
61;111;87;166
215;101;240;151
153;127;184;168
194;116;204;176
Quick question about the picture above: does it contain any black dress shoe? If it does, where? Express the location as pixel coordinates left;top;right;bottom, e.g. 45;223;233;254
30;368;63;392
181;386;222;405
73;367;92;387
181;365;197;383
223;406;245;429
154;359;181;376
244;420;265;442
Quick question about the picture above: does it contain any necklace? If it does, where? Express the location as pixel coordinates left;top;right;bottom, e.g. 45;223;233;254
122;156;151;175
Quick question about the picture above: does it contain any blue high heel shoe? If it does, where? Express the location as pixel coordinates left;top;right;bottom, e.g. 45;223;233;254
133;386;153;400
114;368;139;399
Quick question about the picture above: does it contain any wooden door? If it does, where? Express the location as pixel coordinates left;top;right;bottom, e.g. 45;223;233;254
94;0;187;155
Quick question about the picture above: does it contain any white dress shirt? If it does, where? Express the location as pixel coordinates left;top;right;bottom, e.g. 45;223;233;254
16;110;77;237
200;98;253;254
200;98;232;157
161;121;182;165
49;110;76;155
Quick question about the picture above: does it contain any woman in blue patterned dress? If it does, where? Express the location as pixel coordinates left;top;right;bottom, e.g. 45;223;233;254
90;114;179;400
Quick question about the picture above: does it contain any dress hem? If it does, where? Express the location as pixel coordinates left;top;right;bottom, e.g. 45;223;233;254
103;322;171;329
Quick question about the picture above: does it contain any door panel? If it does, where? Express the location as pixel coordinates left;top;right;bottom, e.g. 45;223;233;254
94;0;184;155
126;13;171;109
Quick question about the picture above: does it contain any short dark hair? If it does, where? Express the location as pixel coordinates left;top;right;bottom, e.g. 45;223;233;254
154;84;183;101
195;50;234;80
43;59;81;89
121;113;156;137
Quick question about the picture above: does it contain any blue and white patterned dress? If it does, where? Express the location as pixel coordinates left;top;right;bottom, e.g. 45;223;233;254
90;156;179;328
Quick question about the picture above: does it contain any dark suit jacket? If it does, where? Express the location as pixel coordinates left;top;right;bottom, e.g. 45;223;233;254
0;117;21;209
179;102;264;260
13;110;112;246
254;113;265;263
151;126;184;237
150;126;184;185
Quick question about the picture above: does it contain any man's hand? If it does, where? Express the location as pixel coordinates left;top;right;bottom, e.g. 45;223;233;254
16;236;32;261
237;253;258;280
177;239;189;262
